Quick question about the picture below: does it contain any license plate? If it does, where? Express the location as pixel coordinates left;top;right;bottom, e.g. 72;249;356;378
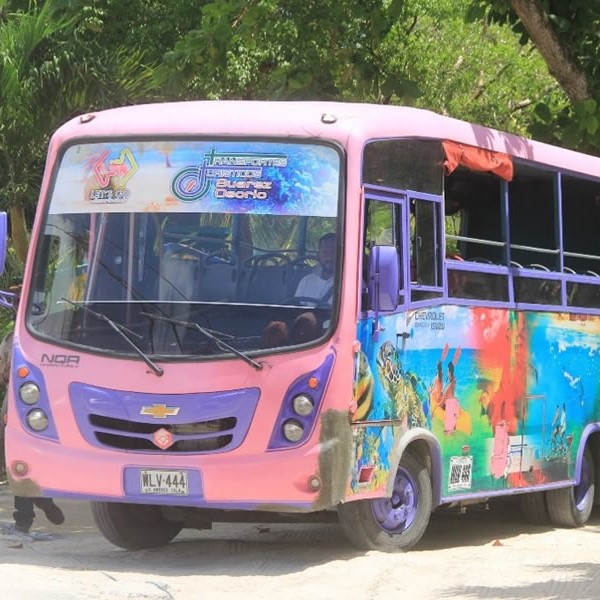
140;470;189;495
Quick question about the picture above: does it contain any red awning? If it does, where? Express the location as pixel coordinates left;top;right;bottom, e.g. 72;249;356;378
442;140;513;181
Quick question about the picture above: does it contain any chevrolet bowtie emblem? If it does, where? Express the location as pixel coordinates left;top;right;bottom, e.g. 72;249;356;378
140;404;180;418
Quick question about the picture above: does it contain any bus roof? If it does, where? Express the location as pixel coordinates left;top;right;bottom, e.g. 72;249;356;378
52;101;600;180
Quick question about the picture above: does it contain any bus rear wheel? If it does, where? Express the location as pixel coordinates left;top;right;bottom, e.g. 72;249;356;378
519;491;550;525
338;450;432;552
546;446;595;528
91;501;183;550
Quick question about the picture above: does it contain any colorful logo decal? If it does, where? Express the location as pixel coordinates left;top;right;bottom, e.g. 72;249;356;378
89;148;138;204
171;149;288;203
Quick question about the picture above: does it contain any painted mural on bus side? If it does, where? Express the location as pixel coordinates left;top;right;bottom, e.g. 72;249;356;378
349;306;600;498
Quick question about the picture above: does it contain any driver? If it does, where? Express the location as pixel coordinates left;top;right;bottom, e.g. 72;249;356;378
295;232;336;303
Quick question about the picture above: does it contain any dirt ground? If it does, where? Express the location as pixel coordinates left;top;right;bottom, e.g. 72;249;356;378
1;483;599;600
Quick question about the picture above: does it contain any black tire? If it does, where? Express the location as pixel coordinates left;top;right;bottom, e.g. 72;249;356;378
546;446;595;528
338;450;432;552
594;446;600;506
91;501;182;550
519;491;550;525
594;453;600;506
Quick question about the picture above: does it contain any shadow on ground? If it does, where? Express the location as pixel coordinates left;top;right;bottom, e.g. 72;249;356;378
1;489;598;580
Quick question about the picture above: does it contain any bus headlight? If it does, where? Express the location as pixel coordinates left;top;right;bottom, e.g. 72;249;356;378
19;382;40;405
26;408;49;431
283;419;304;442
292;394;315;416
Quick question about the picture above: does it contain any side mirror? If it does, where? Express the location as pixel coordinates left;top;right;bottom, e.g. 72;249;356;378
368;245;400;312
0;212;7;275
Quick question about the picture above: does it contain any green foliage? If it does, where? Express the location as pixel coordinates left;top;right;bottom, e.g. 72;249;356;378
0;246;21;335
0;0;167;284
158;0;566;141
393;0;567;136
162;0;418;102
0;0;72;212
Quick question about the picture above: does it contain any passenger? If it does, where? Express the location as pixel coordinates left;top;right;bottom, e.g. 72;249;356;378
290;312;318;344
11;495;65;534
446;253;467;297
295;233;336;304
261;321;289;348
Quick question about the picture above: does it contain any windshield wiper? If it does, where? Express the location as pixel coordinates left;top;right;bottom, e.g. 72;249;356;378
61;298;164;377
140;312;263;371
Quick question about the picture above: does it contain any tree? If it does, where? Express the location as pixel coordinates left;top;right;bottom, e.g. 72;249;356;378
0;0;71;264
161;0;415;102
160;0;564;138
0;0;161;265
467;1;600;152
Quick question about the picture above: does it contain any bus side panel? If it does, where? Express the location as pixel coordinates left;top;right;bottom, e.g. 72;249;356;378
347;307;600;500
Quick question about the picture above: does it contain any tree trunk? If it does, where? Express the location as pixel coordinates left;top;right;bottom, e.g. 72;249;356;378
9;206;29;265
510;0;590;102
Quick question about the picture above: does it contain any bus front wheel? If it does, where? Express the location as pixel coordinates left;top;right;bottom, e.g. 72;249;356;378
338;450;432;552
546;446;595;528
91;501;183;550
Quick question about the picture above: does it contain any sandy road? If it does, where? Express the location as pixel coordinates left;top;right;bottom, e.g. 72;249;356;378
1;483;599;600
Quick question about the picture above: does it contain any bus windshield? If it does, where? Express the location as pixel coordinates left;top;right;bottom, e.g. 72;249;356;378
26;139;341;359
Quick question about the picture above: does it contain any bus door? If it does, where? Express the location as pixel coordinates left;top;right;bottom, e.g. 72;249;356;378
359;189;443;426
398;192;444;428
357;188;409;425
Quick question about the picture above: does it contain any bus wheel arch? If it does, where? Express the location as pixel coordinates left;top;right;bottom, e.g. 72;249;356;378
386;432;443;507
338;448;432;551
546;445;595;528
91;501;183;550
338;435;440;552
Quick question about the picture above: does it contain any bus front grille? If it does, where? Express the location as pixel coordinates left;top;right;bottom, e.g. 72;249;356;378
89;414;236;452
69;382;260;454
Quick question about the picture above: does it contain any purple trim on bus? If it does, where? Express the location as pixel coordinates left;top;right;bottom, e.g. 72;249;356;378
268;352;335;450
364;182;600;315
70;383;260;453
440;481;575;505
365;183;442;204
11;345;59;442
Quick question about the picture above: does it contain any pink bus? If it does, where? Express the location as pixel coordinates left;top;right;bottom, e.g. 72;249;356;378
4;101;600;551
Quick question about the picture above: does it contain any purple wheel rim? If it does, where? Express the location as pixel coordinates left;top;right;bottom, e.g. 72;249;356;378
575;452;592;512
371;466;418;533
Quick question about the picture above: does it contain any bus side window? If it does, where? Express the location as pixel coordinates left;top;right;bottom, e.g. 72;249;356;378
410;199;439;286
444;170;508;301
445;171;503;264
562;176;600;286
362;199;401;311
410;198;443;302
509;170;556;269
